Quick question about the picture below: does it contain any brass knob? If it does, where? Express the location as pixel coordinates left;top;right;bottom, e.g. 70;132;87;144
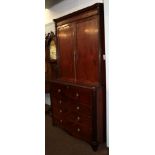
76;93;79;97
59;109;62;113
77;128;80;132
76;106;80;110
58;89;61;93
77;116;80;120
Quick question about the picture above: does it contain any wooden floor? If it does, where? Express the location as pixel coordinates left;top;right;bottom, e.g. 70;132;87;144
45;105;109;155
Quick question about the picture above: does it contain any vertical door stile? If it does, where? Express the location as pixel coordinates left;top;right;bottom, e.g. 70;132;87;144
56;26;61;79
97;15;102;84
73;23;77;83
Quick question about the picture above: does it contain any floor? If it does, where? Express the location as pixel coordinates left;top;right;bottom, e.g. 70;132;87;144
45;105;109;155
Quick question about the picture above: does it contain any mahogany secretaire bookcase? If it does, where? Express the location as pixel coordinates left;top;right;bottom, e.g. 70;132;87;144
49;3;106;151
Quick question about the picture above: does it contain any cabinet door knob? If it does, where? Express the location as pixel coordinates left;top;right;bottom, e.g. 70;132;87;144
60;120;63;123
76;93;79;97
59;100;62;104
58;89;61;93
77;128;80;132
77;116;80;120
76;106;80;110
59;109;62;113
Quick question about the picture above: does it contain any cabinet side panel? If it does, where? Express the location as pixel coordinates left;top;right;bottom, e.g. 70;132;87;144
97;86;106;143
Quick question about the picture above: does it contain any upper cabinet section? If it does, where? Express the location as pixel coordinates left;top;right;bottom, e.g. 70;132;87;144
54;3;105;86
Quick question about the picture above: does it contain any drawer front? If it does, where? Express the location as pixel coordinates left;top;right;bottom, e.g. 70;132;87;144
52;95;92;117
69;100;92;116
66;112;92;127
51;83;66;98
52;106;68;118
64;86;93;106
53;114;92;140
73;87;93;105
72;123;92;142
52;106;92;126
50;82;95;143
53;116;66;129
64;85;76;98
64;120;92;142
51;82;94;105
52;95;67;108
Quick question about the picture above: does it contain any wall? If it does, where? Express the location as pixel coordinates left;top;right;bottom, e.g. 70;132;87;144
45;0;109;147
103;0;109;147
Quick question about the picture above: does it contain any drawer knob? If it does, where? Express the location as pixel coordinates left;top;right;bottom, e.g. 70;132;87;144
77;116;80;120
59;109;62;113
58;89;61;93
77;128;80;132
76;106;80;110
59;100;62;104
60;120;63;123
76;93;79;97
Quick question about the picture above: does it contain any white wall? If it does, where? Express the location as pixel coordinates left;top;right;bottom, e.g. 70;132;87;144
103;0;109;147
45;0;109;147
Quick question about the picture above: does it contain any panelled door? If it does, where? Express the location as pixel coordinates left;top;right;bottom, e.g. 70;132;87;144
57;23;76;82
76;16;100;85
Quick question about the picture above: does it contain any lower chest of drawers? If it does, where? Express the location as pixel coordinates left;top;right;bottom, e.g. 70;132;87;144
50;82;96;143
